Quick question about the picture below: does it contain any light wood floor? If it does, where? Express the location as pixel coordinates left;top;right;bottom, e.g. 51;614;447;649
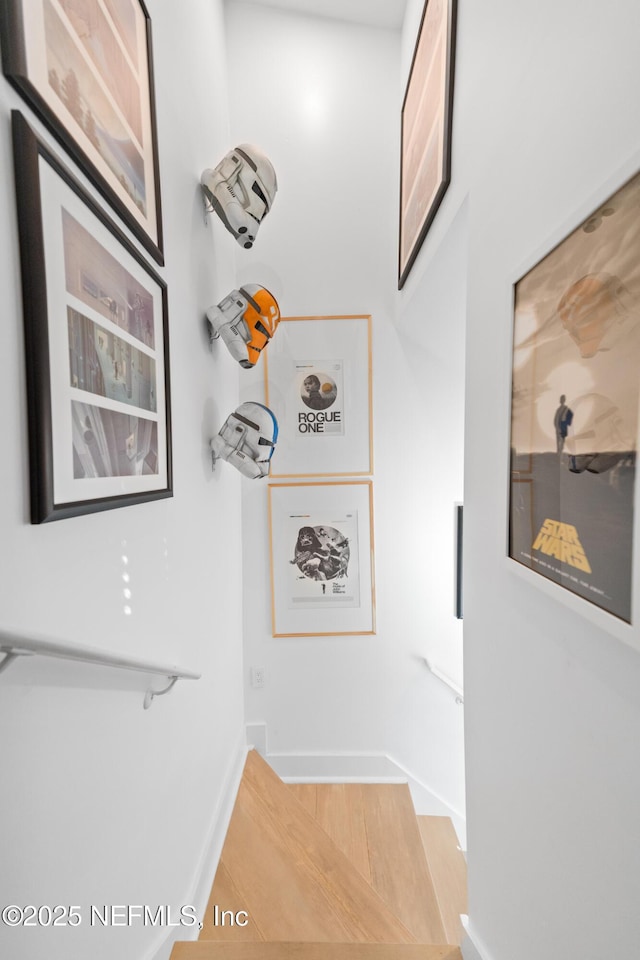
171;944;463;960
289;783;447;943
171;750;465;960
200;751;416;943
417;816;468;945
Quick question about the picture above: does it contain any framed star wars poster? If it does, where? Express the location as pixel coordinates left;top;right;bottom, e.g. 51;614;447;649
268;481;376;637
264;316;373;478
0;0;164;264
508;167;640;623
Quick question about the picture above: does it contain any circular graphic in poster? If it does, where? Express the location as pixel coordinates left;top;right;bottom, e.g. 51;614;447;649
292;525;350;581
300;373;338;410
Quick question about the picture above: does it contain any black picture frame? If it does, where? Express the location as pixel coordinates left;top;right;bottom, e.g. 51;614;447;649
455;503;463;619
1;0;164;265
398;0;457;289
12;110;172;523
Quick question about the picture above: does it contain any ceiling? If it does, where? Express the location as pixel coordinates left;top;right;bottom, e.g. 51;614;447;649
227;0;408;30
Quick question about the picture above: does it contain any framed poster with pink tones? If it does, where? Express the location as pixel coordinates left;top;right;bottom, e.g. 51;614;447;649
399;0;457;289
0;0;164;264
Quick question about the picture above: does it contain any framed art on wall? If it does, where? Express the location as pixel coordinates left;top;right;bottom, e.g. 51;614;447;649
264;315;373;478
12;111;172;523
268;481;376;637
399;0;457;289
508;167;640;623
0;0;164;264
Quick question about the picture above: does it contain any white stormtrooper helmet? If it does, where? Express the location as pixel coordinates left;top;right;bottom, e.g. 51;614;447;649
201;144;277;248
211;402;278;479
206;284;280;369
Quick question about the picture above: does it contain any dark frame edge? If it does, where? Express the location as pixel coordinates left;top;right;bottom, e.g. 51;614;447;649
455;502;463;619
12;110;54;523
142;6;164;261
0;0;27;74
11;111;173;523
398;0;459;290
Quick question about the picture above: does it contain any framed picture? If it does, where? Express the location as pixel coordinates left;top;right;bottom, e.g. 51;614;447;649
268;481;376;637
509;167;640;623
399;0;457;289
12;110;172;523
1;0;164;264
264;316;373;478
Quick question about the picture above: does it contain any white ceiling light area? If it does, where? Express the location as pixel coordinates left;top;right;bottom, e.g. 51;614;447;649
226;0;408;30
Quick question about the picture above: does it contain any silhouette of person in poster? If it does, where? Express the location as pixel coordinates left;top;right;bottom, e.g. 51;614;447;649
553;394;573;453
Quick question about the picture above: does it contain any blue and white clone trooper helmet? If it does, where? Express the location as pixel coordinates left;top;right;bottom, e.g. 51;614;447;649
211;402;278;479
201;144;277;248
206;284;280;369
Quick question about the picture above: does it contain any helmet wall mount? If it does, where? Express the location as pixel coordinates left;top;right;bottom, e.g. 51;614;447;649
201;145;280;477
201;143;278;248
210;402;279;480
207;284;280;369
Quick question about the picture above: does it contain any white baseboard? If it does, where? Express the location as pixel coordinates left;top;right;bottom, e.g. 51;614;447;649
146;733;248;960
386;751;467;850
268;750;406;782
190;735;248;922
461;917;496;960
260;741;466;849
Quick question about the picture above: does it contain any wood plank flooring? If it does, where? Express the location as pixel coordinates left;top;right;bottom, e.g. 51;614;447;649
417;816;468;945
173;943;463;960
171;751;468;960
290;783;446;943
200;751;416;944
289;783;372;883
200;862;259;941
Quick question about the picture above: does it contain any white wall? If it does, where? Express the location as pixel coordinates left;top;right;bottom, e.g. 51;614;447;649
0;3;246;959
458;0;640;958
225;0;465;824
393;0;468;693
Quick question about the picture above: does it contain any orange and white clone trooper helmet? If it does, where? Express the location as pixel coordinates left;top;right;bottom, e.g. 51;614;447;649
201;144;277;248
211;402;279;479
206;284;280;368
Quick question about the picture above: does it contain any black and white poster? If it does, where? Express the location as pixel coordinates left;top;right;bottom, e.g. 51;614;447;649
269;481;375;636
286;512;360;609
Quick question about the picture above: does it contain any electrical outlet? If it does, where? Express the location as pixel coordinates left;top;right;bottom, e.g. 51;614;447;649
250;666;265;689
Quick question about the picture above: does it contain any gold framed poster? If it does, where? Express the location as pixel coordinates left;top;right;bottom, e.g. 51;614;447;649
268;481;376;637
264;316;373;478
